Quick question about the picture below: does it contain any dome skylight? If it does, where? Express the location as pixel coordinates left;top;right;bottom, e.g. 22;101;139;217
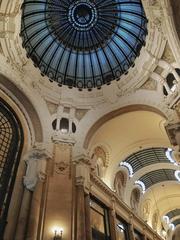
21;0;148;89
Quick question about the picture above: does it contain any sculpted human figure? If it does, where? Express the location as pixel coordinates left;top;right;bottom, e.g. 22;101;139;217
23;147;49;191
130;188;140;213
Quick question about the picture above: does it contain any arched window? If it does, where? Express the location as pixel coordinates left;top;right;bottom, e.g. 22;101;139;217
0;99;23;236
166;73;176;91
163;68;180;96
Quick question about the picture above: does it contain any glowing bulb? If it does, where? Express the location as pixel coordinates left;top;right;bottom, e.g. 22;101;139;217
120;162;134;177
166;148;175;163
175;170;180;182
60;128;68;134
163;216;170;224
135;180;146;194
52;226;63;235
169;223;175;231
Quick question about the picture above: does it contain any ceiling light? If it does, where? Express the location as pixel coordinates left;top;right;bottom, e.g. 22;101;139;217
120;162;133;177
175;170;180;182
166;148;176;164
135;180;146;194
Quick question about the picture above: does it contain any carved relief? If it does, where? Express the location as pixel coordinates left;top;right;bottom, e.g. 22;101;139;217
114;171;127;199
75;108;89;121
165;122;180;148
46;100;58;115
140;78;157;91
130;188;141;213
91;146;109;179
142;199;151;222
162;43;176;64
152;210;159;231
23;147;50;191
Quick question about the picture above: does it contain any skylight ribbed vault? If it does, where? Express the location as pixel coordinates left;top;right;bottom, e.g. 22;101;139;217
21;0;148;89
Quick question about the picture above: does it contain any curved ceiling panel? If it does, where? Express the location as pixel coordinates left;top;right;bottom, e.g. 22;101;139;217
20;0;148;89
121;148;171;174
172;219;180;227
138;169;176;190
166;209;180;220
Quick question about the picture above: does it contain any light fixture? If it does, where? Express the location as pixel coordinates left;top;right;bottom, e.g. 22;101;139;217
175;170;180;182
120;162;134;178
163;215;170;224
135;180;146;194
169;223;175;231
52;227;63;240
165;148;177;165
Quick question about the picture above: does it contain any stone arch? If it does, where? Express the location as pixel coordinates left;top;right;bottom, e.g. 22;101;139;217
0;98;24;237
84;105;167;149
0;74;44;143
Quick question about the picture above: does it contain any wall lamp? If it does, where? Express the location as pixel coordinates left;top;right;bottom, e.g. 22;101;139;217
52;227;63;240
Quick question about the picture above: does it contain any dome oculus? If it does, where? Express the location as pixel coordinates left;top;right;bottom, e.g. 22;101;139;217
21;0;148;89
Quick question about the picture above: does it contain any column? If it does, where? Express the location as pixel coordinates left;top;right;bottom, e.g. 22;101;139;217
142;226;148;240
76;180;86;240
109;209;117;240
108;197;117;240
42;140;75;240
74;155;91;240
15;146;49;240
128;215;135;240
15;189;32;240
85;194;91;240
26;179;44;240
128;224;135;240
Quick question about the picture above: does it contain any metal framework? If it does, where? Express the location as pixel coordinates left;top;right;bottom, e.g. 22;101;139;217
122;148;171;173
0;99;23;237
166;209;180;220
139;169;176;190
21;0;148;89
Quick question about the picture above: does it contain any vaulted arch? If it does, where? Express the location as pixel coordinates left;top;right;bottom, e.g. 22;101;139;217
0;98;24;236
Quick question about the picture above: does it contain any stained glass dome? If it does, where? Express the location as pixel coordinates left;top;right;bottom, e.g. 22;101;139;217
21;0;148;90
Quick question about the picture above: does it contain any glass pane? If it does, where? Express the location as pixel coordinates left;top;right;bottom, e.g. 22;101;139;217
134;230;143;240
90;199;110;240
116;218;128;240
91;208;106;240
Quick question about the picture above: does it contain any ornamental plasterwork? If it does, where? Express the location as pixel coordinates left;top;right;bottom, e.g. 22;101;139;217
75;109;89;121
46;100;58;115
154;66;164;75
140;78;158;91
0;0;166;104
162;43;176;64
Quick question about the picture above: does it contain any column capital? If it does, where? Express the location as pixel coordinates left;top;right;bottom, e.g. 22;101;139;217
73;152;91;165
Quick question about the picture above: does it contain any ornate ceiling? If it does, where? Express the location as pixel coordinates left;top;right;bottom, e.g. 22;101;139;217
20;0;148;89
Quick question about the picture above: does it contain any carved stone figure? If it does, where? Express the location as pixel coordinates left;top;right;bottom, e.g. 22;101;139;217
142;200;151;222
130;188;141;213
23;147;49;191
114;171;127;199
152;211;159;231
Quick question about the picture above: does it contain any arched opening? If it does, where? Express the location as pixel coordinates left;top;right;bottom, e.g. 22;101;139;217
0;98;24;237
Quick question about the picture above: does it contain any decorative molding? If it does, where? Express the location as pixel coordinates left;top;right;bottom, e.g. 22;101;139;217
140;78;158;91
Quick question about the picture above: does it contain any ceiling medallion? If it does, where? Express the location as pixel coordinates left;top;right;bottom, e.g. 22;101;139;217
21;0;148;90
